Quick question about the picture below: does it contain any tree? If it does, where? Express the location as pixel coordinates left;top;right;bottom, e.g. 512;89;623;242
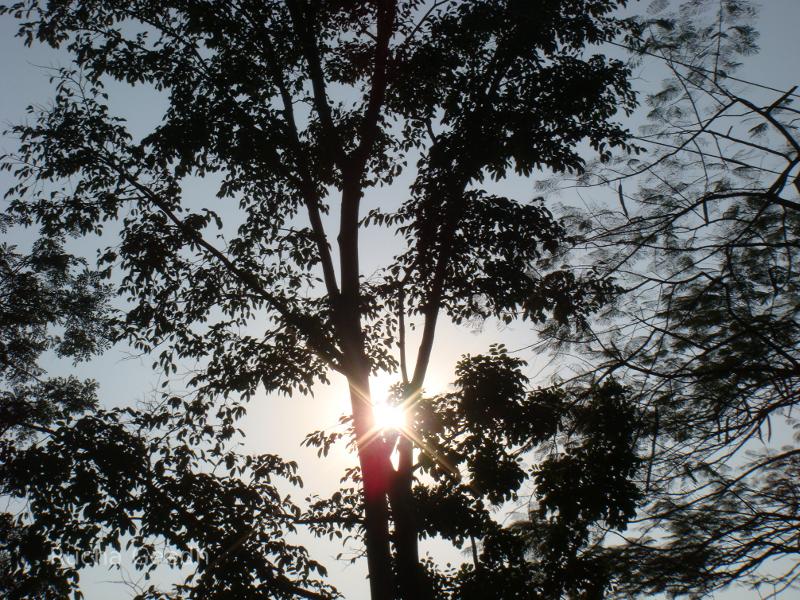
539;0;800;596
1;1;642;598
0;216;113;598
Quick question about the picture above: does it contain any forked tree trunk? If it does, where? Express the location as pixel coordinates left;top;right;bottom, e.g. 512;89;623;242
339;172;398;598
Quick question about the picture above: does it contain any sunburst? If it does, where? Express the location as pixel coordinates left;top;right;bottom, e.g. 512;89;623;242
372;400;406;431
369;372;407;431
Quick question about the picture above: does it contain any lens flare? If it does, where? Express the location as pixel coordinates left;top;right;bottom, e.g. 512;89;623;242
372;401;406;431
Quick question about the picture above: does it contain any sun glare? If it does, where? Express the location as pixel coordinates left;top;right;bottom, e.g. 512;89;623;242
372;402;406;431
370;373;406;431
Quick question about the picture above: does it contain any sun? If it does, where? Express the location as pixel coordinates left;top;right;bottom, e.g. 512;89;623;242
370;372;407;431
372;402;406;431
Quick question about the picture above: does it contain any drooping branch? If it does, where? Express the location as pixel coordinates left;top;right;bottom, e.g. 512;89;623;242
99;156;344;371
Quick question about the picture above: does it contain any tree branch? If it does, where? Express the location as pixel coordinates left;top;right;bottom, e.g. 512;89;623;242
285;0;346;171
99;157;343;371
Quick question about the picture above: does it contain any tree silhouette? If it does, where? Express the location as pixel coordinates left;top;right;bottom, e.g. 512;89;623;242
1;1;640;598
0;218;113;598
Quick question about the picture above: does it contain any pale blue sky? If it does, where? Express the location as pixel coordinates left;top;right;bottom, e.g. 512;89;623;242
2;1;799;598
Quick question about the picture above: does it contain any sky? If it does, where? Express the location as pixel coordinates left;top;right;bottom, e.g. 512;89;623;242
2;1;800;598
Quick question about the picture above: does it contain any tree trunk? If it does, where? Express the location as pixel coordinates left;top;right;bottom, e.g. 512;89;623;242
347;368;396;600
338;146;404;599
389;435;432;600
337;203;396;599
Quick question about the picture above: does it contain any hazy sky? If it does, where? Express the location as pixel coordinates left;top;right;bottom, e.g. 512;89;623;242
2;1;799;598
